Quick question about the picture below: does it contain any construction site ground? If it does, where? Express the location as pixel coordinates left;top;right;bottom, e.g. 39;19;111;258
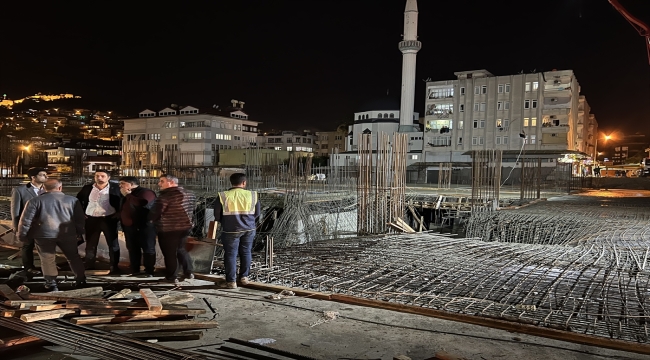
0;247;644;360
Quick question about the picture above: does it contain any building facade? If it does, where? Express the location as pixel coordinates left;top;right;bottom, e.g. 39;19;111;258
121;105;260;173
423;69;595;163
315;127;347;157
257;131;317;153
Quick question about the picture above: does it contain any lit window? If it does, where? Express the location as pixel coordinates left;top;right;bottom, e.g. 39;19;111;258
524;118;530;127
525;82;531;92
533;81;539;90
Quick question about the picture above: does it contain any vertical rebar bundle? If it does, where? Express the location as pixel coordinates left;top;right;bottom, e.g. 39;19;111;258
471;150;502;211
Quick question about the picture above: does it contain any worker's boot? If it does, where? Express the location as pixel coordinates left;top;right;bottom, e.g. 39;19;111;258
44;276;59;292
143;254;156;278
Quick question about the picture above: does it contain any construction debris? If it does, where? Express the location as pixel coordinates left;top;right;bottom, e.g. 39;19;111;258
264;289;295;300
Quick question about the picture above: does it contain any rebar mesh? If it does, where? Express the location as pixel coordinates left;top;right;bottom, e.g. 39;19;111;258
249;193;650;344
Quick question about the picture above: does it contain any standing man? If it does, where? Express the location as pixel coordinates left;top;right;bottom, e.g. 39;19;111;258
119;176;157;277
149;174;196;284
10;167;48;275
76;170;122;273
213;173;260;289
17;179;86;291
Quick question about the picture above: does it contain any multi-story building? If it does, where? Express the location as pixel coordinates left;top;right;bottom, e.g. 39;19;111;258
315;126;347;157
611;133;647;165
257;130;317;152
45;139;121;174
575;96;598;158
121;104;260;173
423;69;592;164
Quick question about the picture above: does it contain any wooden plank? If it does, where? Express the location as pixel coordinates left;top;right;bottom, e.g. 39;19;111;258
19;301;59;310
329;294;650;356
107;288;131;299
78;308;205;316
0;284;23;301
124;330;204;342
139;288;162;312
29;304;67;311
4;300;57;307
0;335;43;348
207;221;219;240
20;309;77;323
70;314;185;325
28;287;103;300
94;320;218;331
58;270;111;276
66;298;138;306
7;251;21;260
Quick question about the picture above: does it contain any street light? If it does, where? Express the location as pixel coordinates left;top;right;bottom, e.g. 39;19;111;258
20;145;31;175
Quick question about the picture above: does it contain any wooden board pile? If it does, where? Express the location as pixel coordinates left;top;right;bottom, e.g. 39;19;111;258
0;283;217;347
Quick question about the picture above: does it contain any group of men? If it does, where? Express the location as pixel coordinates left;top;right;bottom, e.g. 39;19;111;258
10;168;261;291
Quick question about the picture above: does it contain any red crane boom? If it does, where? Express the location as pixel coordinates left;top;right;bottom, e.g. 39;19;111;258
608;0;650;64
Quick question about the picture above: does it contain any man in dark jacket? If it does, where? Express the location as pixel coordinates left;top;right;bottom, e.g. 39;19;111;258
17;179;86;291
76;170;122;273
119;176;157;277
10;167;48;275
213;173;261;289
149;174;196;284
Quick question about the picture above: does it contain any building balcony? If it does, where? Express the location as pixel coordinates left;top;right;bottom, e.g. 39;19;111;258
541;124;570;133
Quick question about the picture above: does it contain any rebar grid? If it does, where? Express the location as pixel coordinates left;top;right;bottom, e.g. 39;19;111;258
250;232;650;343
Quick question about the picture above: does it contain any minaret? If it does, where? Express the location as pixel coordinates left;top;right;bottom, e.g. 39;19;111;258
398;0;421;131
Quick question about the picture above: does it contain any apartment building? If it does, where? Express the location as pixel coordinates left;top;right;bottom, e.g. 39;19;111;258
122;104;260;172
315;127;347;157
576;96;597;158
257;131;317;152
423;69;595;164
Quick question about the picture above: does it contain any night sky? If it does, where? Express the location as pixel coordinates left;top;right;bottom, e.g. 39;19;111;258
2;0;649;134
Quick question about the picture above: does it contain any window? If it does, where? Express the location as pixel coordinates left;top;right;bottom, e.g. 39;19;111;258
215;133;232;140
527;134;536;144
472;136;478;145
459;104;464;112
480;120;485;128
287;146;292;151
497;101;503;110
496;136;502;145
480;103;486;111
427;88;454;99
378;114;383;119
503;119;510;128
533;81;539;90
474;102;479;111
505;101;510;110
184;132;202;140
410;155;419;160
532;100;538;108
524;118;530;127
496;119;503;127
505;83;511;93
147;133;160;140
428;137;451;146
498;84;504;93
425;103;453;117
524;100;530;109
458;137;463;144
389;113;395;118
475;86;480;94
479;136;484;145
164;121;176;128
458;120;464;129
171;134;177;140
473;120;478;128
503;136;508;144
460;87;465;95
481;85;487;94
525;82;531;92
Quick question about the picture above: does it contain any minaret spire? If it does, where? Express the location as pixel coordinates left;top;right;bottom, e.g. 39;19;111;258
398;0;421;131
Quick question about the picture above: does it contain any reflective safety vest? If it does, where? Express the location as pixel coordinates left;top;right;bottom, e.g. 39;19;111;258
218;188;258;216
